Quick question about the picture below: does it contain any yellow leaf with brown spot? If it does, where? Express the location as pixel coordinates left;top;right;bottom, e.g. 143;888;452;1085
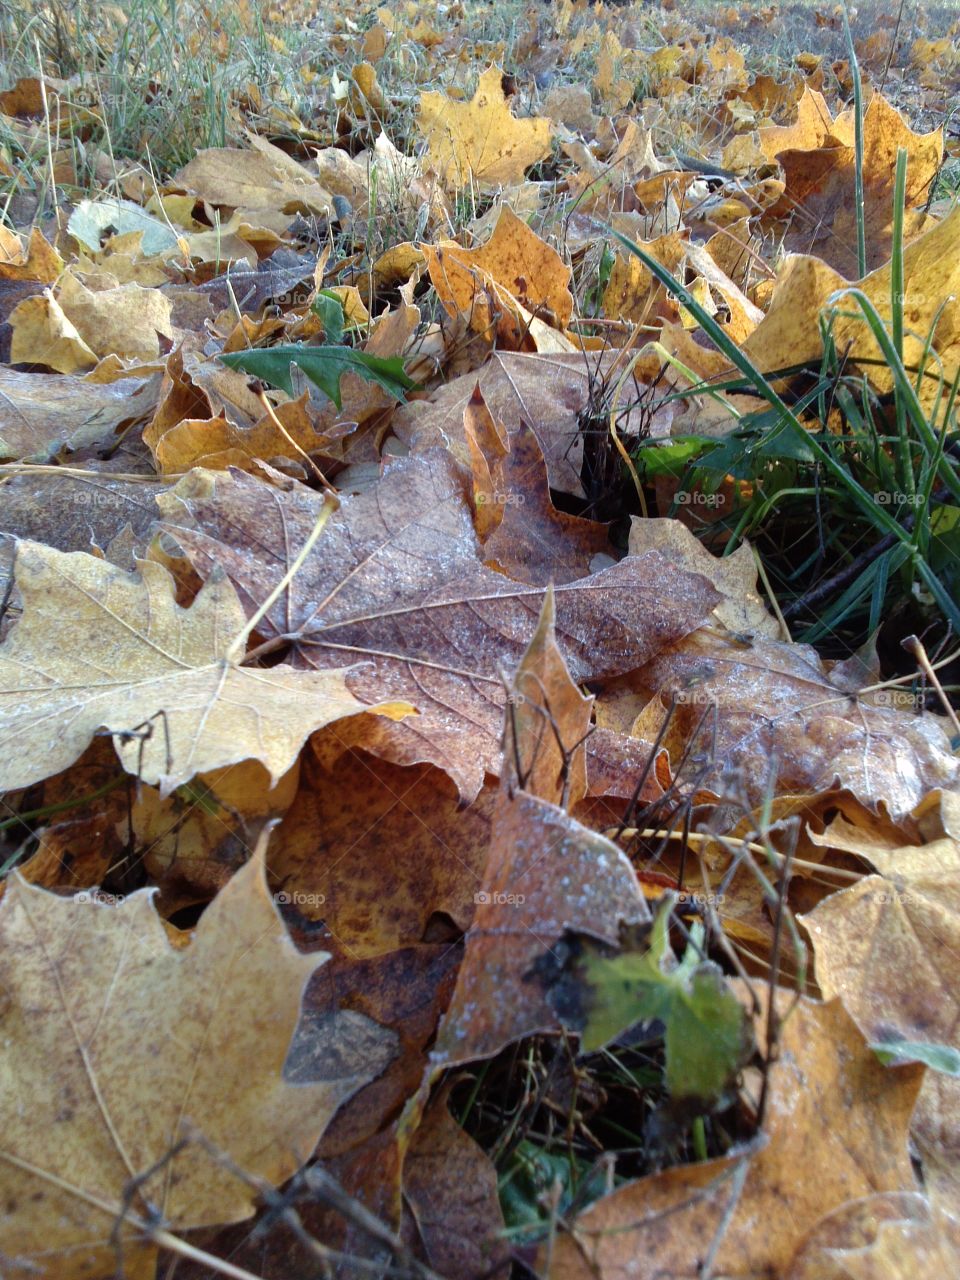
424;204;572;347
768;93;943;273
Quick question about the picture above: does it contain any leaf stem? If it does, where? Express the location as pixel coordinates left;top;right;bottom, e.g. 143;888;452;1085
224;491;339;664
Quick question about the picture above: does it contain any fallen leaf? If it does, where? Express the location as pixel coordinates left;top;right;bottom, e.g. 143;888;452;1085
404;1085;510;1280
602;232;687;324
156;451;721;798
424;204;573;346
394;350;649;496
756;85;835;161
0;365;160;462
620;627;959;819
172;135;333;214
0;843;392;1279
419;64;552;189
785;1191;960;1279
132;759;301;908
0;539;411;794
68;197;179;258
541;990;923;1280
266;737;494;954
432;595;652;1065
146;391;345;476
0;472;170;565
0;225;63;283
802;810;960;1215
8;288;98;373
435;787;653;1067
627;517;781;638
768;94;942;273
54;271;175;364
560;902;753;1105
481;421;612;585
741;204;960;419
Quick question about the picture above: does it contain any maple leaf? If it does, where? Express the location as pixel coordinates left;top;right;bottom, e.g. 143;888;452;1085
730;201;960;423
628;517;781;637
432;594;652;1065
540;990;923;1280
418;64;552;189
394;349;655;497
801;806;960;1217
423;204;574;346
767;93;942;273
266;737;495;955
404;1085;510;1280
602;232;688;325
755;84;834;161
187;943;466;1277
13;272;176;365
144;395;340;476
0;540;411;795
466;409;612;585
7;289;98;373
156;450;722;798
786;1192;960;1277
0;472;169;572
0;845;394;1279
619;627;959;819
565;902;753;1106
0;365;160;463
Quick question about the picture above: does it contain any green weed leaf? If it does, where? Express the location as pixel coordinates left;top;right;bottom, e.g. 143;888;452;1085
220;344;416;409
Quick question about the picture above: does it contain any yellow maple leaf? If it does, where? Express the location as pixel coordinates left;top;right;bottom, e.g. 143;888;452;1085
418;65;552;190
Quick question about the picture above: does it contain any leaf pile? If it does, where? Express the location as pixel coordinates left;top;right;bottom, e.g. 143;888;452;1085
1;0;959;1275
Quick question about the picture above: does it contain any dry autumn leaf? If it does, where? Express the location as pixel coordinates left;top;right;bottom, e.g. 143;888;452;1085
394;349;657;496
266;735;495;954
768;93;943;273
172;133;333;215
741;203;960;418
156;451;722;798
424;204;573;347
541;990;924;1280
610;626;959;819
0;539;411;794
0;365;160;462
477;418;613;584
419;64;552;189
801;807;960;1216
0;843;394;1280
0;224;63;283
3;4;960;1273
432;593;652;1065
404;1085;510;1280
785;1192;960;1279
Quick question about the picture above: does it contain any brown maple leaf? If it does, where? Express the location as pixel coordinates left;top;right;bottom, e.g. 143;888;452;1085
156;450;722;798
